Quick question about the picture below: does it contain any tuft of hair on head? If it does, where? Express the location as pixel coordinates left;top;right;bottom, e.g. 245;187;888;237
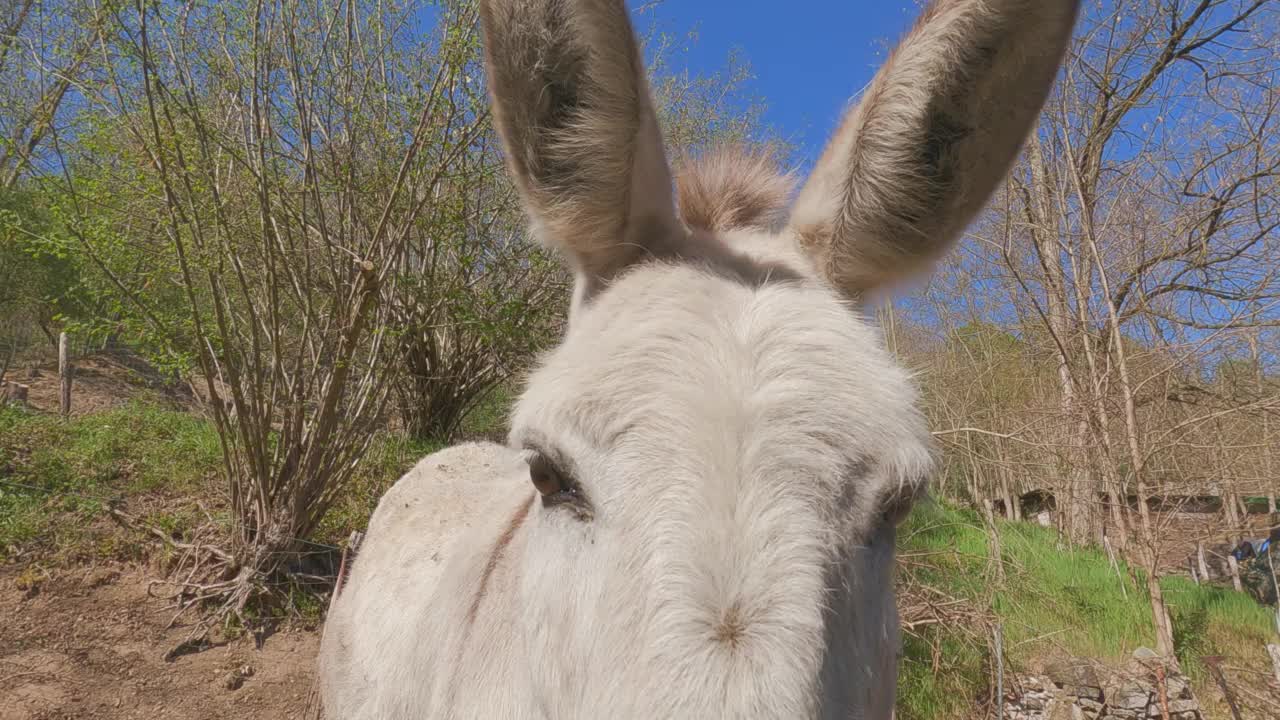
674;144;796;233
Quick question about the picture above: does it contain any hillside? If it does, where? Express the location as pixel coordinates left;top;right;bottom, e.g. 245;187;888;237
897;502;1278;719
3;398;1276;719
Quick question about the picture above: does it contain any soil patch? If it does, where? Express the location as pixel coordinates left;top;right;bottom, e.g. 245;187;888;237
0;564;319;720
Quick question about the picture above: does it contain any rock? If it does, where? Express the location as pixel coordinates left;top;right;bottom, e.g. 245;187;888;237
1067;684;1104;702
1046;697;1076;720
1132;647;1160;662
1109;686;1151;711
1022;676;1052;693
1046;660;1101;690
1078;698;1103;718
223;664;254;691
1103;673;1152;712
1003;664;1201;720
86;568;120;588
1163;674;1191;700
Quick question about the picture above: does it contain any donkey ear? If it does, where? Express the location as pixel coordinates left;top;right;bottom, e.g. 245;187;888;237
789;0;1080;297
479;0;681;283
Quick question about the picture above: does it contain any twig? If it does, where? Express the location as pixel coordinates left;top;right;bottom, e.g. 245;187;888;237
106;505;234;564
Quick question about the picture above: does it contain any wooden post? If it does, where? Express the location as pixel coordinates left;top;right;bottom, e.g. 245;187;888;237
1197;541;1211;582
58;332;72;418
1270;551;1279;635
1267;644;1280;686
994;624;1004;720
1226;554;1243;593
0;382;28;406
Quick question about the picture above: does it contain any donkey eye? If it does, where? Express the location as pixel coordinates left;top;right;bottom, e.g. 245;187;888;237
527;452;569;498
521;445;591;520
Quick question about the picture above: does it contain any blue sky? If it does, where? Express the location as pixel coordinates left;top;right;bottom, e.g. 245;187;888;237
632;1;920;164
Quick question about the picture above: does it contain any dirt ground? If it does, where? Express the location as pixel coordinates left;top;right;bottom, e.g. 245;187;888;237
0;564;319;720
13;353;198;418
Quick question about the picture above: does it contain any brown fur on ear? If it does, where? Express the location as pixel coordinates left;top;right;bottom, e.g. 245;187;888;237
479;0;682;282
789;0;1080;297
674;145;795;233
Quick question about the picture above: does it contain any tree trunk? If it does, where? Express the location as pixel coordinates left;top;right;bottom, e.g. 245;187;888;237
1068;143;1175;660
996;443;1021;522
1000;471;1017;521
983;499;1005;583
1251;336;1276;516
1025;135;1096;546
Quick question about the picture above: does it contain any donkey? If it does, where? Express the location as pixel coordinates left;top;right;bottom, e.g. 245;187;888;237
318;0;1079;717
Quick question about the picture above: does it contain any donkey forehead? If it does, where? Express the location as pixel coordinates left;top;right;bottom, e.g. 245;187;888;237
512;261;929;470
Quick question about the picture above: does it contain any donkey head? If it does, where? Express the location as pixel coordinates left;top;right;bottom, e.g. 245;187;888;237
479;0;1078;716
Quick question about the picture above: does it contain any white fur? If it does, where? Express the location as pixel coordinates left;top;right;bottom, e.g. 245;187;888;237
321;248;931;719
319;1;1079;717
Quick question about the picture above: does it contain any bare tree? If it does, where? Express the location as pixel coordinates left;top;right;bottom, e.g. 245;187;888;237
910;0;1280;661
38;0;510;631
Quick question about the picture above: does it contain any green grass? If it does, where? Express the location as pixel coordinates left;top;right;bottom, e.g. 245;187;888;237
0;402;450;558
895;501;1278;719
0;402;222;558
458;383;516;439
314;384;514;544
314;433;443;546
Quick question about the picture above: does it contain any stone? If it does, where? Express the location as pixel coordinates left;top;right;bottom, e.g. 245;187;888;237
1102;674;1153;712
86;568;120;588
1045;697;1075;720
1022;676;1052;693
1109;686;1151;711
1163;674;1191;700
1068;685;1105;702
1078;698;1103;719
1046;660;1101;690
222;664;254;691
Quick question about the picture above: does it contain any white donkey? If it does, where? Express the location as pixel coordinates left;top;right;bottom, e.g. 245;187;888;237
319;0;1078;717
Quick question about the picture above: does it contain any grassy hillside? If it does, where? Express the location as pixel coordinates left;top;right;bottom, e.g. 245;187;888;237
0;403;437;559
897;501;1277;719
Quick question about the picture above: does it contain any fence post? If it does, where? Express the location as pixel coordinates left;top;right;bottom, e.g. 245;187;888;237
994;623;1004;720
1226;554;1243;593
1270;551;1279;635
58;331;72;418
